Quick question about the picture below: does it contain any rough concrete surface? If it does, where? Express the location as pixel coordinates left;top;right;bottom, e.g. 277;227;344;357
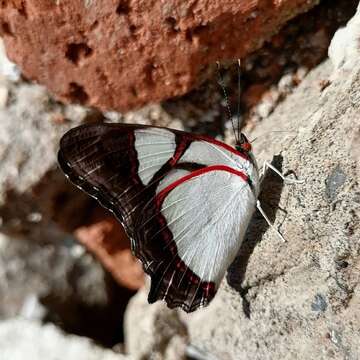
125;7;360;360
0;0;320;111
182;61;360;360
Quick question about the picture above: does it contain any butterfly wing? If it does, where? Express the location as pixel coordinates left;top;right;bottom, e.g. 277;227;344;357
58;123;258;312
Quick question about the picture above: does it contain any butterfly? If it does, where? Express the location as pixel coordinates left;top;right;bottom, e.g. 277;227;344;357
58;122;264;312
58;61;303;312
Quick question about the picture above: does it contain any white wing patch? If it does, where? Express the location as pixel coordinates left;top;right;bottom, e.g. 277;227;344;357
160;169;256;284
180;140;245;170
134;128;176;185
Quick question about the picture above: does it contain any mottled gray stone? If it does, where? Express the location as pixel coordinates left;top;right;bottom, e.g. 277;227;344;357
311;294;328;312
325;166;347;201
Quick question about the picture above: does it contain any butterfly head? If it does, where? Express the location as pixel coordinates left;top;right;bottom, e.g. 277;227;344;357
236;133;252;153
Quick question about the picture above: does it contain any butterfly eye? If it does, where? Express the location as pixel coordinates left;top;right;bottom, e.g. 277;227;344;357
238;133;252;152
242;141;252;152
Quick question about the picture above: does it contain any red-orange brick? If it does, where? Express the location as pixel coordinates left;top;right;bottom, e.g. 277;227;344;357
0;0;319;111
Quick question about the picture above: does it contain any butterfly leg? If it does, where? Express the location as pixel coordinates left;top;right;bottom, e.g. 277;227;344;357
260;160;304;185
256;200;286;242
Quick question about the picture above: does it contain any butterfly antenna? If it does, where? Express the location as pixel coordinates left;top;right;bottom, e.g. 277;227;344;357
237;59;242;142
216;61;238;143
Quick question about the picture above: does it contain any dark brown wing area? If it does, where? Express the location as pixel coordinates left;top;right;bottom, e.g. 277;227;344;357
58;123;216;312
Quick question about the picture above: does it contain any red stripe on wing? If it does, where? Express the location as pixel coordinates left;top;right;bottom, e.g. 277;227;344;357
156;164;248;206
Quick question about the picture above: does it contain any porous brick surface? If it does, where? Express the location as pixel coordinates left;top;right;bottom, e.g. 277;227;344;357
0;0;319;111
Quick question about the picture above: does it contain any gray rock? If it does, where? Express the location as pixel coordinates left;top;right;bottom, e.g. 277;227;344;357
325;166;347;201
311;294;328;313
0;39;20;82
0;230;109;327
125;287;188;360
0;318;130;360
0;226;137;349
328;3;360;72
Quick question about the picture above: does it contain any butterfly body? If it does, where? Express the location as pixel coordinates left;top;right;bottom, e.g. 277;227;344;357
58;123;260;312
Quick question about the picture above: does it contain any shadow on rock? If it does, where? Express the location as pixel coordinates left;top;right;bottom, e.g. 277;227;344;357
227;155;286;318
